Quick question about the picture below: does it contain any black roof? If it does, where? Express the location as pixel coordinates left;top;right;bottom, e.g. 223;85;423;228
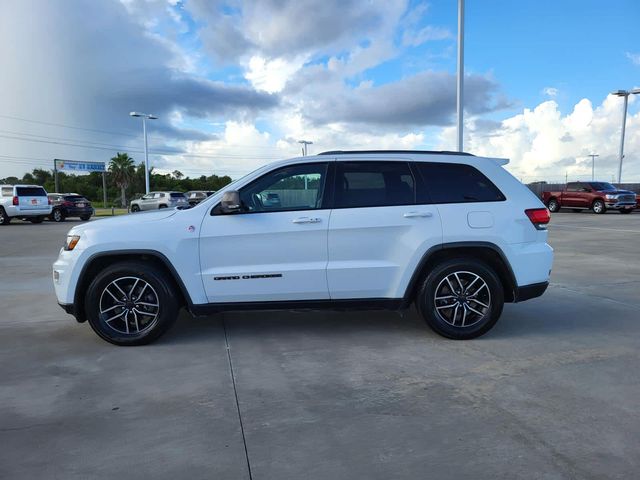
318;149;474;156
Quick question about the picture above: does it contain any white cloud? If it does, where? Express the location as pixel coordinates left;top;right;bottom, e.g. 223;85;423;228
626;52;640;66
244;55;308;94
402;26;453;47
542;87;559;98
438;95;640;182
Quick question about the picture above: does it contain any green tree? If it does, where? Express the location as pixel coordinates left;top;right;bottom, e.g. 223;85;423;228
172;170;184;180
109;152;135;207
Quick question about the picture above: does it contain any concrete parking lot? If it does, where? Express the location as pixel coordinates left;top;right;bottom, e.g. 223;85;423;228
1;212;639;479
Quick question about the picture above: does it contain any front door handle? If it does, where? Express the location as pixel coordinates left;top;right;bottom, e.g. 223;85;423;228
292;217;322;224
403;211;433;218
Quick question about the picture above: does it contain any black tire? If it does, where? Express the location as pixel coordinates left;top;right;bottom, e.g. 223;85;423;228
85;261;180;346
592;199;606;214
0;207;10;225
80;215;91;221
29;216;45;224
547;198;560;212
619;209;632;214
131;205;140;212
571;209;582;213
159;204;168;209
51;208;65;222
416;258;504;340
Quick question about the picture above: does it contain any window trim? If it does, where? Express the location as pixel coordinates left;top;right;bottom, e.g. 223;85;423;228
331;160;417;210
412;161;506;205
211;161;332;215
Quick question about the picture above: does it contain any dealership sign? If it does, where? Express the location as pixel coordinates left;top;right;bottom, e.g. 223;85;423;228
54;159;106;173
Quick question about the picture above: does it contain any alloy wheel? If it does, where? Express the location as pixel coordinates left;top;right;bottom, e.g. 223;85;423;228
98;276;160;335
433;271;491;328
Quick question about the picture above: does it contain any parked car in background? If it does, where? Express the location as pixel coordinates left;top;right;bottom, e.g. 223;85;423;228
636;193;640;209
48;193;94;222
130;191;189;212
0;184;52;225
54;150;553;345
186;190;215;207
542;181;636;214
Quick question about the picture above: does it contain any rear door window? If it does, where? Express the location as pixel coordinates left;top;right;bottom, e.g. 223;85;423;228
414;162;505;204
16;187;47;196
334;162;415;208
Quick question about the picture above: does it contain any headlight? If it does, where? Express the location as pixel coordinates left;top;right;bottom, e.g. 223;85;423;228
605;194;617;199
64;235;81;251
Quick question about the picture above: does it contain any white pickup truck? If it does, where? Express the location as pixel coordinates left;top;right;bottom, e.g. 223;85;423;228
0;185;52;225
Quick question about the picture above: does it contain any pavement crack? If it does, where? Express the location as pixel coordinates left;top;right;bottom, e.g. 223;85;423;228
223;316;253;480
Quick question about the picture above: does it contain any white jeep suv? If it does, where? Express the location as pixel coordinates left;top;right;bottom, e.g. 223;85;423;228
53;151;553;345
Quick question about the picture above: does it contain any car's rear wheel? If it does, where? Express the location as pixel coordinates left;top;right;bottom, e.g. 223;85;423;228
547;199;560;212
0;207;11;226
29;216;45;223
592;199;606;214
51;208;65;222
131;205;140;212
416;258;504;340
85;262;179;346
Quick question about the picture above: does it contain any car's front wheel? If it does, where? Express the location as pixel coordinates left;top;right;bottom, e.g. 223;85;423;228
85;262;180;346
0;207;10;226
416;258;504;340
592;199;606;214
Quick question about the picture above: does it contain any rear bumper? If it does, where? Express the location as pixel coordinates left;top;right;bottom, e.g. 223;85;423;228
5;206;52;217
62;207;94;216
514;281;549;302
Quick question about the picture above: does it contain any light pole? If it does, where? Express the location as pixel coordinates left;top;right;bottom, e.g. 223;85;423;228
129;111;158;194
298;140;313;156
587;153;599;181
611;89;640;183
456;0;465;152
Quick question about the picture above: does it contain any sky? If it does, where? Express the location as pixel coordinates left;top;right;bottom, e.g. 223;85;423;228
0;0;638;183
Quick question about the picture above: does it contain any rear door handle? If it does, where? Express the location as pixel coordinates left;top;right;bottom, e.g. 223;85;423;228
292;217;322;224
403;211;433;218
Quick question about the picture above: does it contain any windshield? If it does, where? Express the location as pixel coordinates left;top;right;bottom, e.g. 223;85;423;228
170;192;186;198
591;182;616;191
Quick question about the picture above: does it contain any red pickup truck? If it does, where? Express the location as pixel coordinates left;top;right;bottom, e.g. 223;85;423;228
542;181;636;214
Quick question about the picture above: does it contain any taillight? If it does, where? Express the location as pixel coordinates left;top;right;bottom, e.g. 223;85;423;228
48;198;52;205
12;196;18;206
63;201;74;207
525;208;550;230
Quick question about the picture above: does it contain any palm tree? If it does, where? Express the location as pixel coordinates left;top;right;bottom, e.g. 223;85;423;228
109;153;135;207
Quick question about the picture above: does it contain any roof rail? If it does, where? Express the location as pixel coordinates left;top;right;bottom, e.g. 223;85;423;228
318;149;475;156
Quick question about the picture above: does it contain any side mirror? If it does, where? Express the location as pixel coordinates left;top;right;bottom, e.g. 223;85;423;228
220;190;241;213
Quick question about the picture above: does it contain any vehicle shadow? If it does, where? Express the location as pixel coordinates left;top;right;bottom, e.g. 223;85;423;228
162;288;632;346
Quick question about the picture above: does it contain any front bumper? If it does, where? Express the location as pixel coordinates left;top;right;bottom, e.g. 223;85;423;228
605;202;635;210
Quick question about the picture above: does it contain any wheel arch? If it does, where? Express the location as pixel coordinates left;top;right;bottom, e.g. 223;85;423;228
403;242;518;306
73;250;193;323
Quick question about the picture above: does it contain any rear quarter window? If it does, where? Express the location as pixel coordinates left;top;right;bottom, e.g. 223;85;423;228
414;162;505;204
16;187;47;196
1;187;13;197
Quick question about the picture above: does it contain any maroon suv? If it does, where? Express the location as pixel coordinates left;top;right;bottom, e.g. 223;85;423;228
542;181;636;214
